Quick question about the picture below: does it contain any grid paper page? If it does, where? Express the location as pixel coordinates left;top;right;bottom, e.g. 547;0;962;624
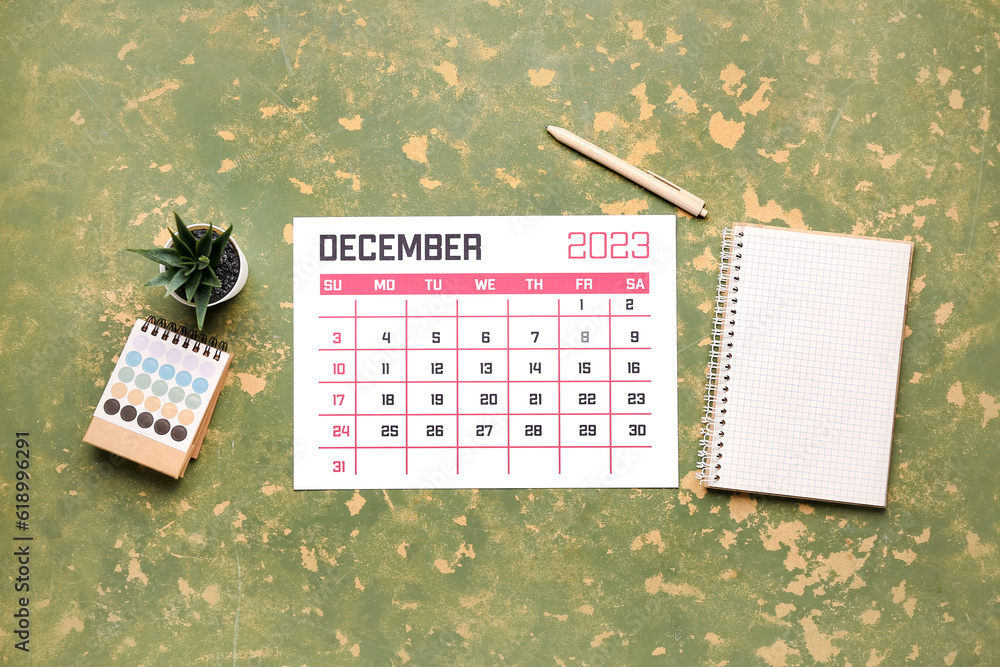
712;225;912;506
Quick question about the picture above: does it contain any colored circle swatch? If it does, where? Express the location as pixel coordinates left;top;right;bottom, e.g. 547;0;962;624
104;327;223;451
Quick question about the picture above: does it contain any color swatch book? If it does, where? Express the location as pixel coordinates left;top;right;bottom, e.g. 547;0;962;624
698;225;913;507
84;317;232;478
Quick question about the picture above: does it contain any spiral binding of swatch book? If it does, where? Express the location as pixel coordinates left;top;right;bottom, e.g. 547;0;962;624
697;228;741;486
141;316;229;361
83;315;234;478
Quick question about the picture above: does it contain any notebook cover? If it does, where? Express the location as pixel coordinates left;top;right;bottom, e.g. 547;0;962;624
700;225;913;507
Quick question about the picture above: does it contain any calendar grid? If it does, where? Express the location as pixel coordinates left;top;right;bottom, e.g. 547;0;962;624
325;346;653;351
316;298;658;474
607;298;613;474
336;412;653;417
318;445;656;450
506;299;511;474
319;379;652;384
404;299;409;475
455;300;460;474
557;299;562;474
317;314;652;319
316;300;662;473
354;299;358;475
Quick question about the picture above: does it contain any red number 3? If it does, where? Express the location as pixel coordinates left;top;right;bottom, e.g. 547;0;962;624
631;232;649;259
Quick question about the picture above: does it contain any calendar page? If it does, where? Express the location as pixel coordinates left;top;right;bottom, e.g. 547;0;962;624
292;216;678;489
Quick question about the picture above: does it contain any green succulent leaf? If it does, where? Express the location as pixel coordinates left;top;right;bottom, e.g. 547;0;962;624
165;269;189;296
193;284;213;330
208;225;233;266
174;212;198;252
197;255;211;269
128;247;184;268
195;225;214;258
169;229;194;257
184;270;203;302
202;267;222;288
144;269;176;287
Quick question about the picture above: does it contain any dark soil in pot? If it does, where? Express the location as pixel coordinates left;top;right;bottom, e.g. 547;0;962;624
172;229;241;304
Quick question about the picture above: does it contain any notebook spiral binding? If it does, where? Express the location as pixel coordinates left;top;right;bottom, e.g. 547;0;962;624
696;228;743;485
141;316;229;361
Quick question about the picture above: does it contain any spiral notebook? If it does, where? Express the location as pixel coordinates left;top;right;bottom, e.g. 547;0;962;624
697;225;913;507
83;317;232;478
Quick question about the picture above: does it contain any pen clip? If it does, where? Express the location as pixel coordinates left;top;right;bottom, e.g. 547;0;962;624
646;170;680;191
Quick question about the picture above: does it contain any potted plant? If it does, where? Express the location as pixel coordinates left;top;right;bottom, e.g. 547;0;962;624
129;212;248;329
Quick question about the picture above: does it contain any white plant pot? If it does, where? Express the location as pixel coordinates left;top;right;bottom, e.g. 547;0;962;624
160;223;249;309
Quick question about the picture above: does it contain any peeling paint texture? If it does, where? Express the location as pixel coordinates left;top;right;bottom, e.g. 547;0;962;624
0;1;998;664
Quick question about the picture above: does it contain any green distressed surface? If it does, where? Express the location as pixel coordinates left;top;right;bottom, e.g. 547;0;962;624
1;0;998;664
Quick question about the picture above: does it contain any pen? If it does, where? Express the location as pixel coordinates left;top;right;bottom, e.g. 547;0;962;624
546;125;708;218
